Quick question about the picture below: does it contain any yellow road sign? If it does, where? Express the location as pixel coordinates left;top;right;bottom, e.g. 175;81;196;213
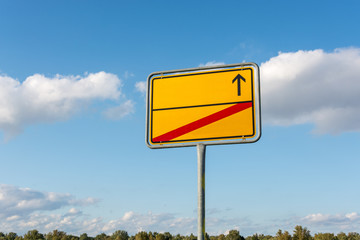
146;63;261;148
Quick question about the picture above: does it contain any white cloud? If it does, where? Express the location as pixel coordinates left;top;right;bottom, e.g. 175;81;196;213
122;211;134;221
198;61;225;67
67;208;81;215
0;185;252;236
0;210;102;236
0;184;98;219
261;48;360;134
295;212;360;233
135;81;147;94
2;186;360;236
265;212;360;235
103;100;135;120
123;71;135;79
101;211;251;236
6;215;20;221
346;212;359;220
0;71;133;140
102;211;190;234
302;212;360;224
0;184;101;235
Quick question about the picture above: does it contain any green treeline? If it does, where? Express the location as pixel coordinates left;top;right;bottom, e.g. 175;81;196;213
1;226;360;240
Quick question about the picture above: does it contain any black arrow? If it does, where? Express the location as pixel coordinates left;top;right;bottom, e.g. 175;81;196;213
232;74;246;96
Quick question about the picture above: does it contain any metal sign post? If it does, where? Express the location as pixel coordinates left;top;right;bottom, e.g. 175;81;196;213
197;144;206;240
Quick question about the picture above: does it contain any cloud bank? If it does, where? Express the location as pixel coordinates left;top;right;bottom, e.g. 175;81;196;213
0;184;196;235
261;48;360;134
0;184;99;234
0;72;134;140
296;212;360;233
0;185;253;236
2;184;360;236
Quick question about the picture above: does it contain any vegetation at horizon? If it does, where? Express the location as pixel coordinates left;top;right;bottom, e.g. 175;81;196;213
1;226;360;240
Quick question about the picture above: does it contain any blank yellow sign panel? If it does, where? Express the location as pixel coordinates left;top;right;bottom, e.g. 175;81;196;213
147;63;261;148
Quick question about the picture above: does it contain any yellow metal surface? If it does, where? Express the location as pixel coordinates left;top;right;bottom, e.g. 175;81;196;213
152;68;253;109
152;103;254;142
148;67;256;145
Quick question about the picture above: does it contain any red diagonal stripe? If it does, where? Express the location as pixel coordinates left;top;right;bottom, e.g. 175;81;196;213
152;102;253;143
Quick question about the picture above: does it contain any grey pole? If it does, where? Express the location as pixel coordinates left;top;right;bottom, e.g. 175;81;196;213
197;144;206;240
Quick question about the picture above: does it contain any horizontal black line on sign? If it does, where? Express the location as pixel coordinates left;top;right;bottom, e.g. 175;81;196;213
152;100;253;111
154;133;255;144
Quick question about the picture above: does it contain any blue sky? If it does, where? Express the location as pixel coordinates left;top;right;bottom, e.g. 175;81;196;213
1;0;360;237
